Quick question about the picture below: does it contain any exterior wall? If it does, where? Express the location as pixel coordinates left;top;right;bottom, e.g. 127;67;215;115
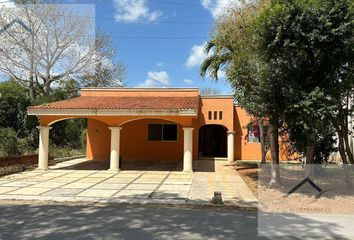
86;118;185;163
194;97;235;160
86;119;110;161
37;91;264;163
234;106;262;160
198;97;234;131
120;119;184;163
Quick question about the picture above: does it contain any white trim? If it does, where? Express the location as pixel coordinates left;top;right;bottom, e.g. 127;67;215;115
27;108;198;116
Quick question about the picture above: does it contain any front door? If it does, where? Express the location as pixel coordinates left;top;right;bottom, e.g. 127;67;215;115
198;125;227;158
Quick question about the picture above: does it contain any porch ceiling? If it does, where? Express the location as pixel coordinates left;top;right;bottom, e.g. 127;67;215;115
27;96;199;116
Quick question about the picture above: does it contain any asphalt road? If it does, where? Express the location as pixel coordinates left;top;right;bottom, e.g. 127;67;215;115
0;202;353;240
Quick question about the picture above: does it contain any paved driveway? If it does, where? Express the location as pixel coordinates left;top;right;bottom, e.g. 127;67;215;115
0;158;256;206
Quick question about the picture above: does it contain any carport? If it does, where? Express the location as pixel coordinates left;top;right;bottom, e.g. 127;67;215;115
27;88;199;172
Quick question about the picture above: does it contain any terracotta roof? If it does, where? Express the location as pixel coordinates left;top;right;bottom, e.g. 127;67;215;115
28;96;199;111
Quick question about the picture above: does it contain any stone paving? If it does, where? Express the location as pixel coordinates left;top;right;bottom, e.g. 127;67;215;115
0;158;257;207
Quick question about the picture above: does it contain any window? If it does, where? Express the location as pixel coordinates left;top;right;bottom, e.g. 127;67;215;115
247;124;260;143
148;124;162;141
148;124;177;141
219;111;223;120
214;111;217;120
163;124;177;141
208;111;212;120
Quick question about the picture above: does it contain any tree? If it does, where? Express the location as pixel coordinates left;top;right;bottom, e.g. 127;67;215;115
80;30;127;88
200;87;220;96
254;0;354;169
0;4;114;99
0;79;31;136
200;0;283;185
0;128;20;156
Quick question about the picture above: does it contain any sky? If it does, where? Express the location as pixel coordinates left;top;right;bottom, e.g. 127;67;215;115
0;0;234;94
94;0;233;93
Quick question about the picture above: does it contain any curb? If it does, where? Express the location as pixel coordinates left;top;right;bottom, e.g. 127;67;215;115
0;195;258;212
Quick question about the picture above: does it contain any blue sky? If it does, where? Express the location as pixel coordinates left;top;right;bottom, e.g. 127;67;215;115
93;0;233;94
0;0;233;93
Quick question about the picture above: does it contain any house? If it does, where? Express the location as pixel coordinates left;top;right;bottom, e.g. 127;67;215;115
27;88;262;172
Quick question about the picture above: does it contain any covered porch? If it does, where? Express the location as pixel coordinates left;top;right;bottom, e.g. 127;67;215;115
28;91;199;172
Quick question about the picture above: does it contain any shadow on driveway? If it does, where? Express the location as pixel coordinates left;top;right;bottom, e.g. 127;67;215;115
0;201;350;240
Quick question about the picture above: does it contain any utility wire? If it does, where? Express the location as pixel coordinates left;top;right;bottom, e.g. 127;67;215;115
96;18;212;25
104;36;208;40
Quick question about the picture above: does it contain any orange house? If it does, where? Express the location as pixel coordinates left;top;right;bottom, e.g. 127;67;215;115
28;88;262;172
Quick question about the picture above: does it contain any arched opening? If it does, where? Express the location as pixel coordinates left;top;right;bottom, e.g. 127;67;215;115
120;118;184;171
47;117;112;170
49;118;87;158
198;124;227;158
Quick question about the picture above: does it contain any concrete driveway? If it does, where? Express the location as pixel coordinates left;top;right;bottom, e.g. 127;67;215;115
0;158;257;207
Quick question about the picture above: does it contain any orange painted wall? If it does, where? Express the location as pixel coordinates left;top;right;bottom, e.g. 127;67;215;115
86;118;185;163
198;97;234;131
121;119;184;163
234;106;262;160
86;119;110;161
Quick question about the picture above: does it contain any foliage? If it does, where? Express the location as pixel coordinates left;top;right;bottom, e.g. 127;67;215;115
201;0;353;183
0;80;31;136
200;0;282;184
0;128;20;156
0;4;126;99
0;79;87;158
49;144;85;159
50;119;87;149
200;87;220;95
254;0;353;164
80;30;127;88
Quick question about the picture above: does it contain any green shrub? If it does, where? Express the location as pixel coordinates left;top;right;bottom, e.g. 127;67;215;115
49;144;85;159
0;128;20;156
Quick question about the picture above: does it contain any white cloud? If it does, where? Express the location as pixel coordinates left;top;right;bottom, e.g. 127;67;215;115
156;62;164;67
138;71;171;87
114;0;162;23
200;0;235;19
183;79;193;85
185;42;209;69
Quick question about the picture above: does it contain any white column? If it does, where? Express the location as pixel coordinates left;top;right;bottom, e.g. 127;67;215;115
109;127;122;171
183;127;194;172
37;126;51;170
227;131;235;162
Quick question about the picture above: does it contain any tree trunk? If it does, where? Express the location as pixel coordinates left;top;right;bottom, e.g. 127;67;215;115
304;130;316;176
28;78;35;102
268;123;280;186
259;118;266;164
338;127;349;164
28;30;35;102
43;81;51;96
342;126;354;164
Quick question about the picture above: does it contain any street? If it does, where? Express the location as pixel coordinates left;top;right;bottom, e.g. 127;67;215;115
0;202;353;240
